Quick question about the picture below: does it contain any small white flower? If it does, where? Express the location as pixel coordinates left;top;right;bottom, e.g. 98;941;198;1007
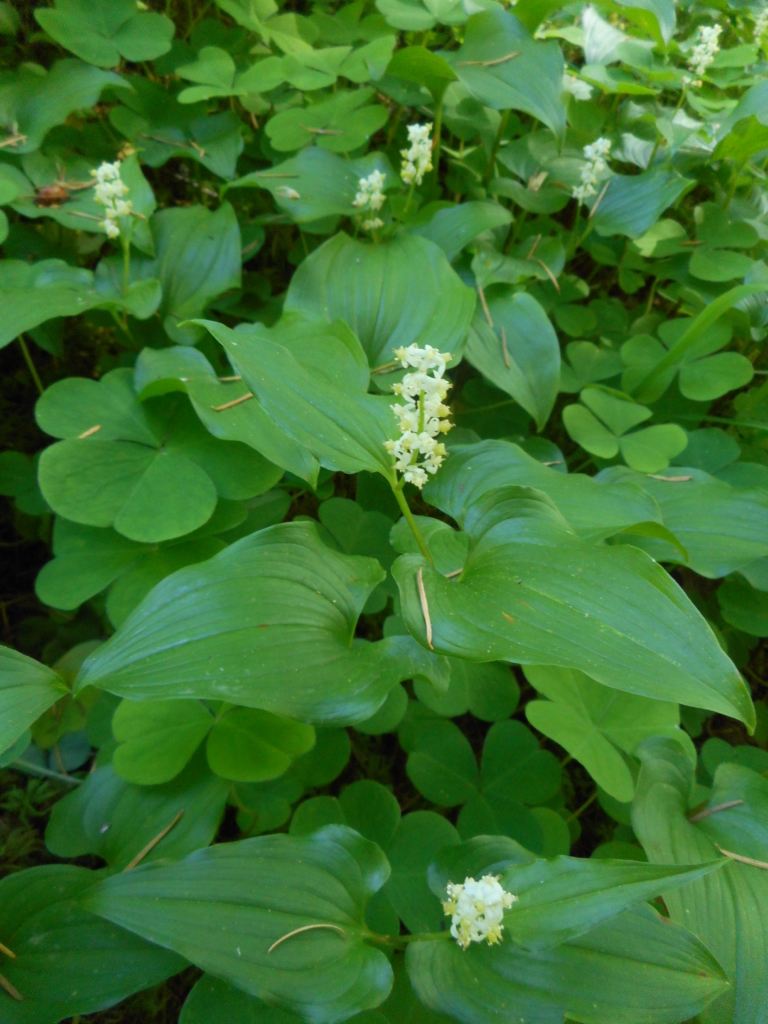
754;6;768;41
573;137;611;204
91;160;133;239
442;875;517;949
353;170;386;212
563;73;593;101
362;217;384;232
401;123;433;186
688;24;722;80
384;344;453;490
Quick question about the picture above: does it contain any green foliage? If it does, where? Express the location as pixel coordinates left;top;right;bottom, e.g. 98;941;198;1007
1;1;767;1022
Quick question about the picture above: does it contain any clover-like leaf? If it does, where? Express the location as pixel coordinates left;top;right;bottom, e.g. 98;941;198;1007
36;0;174;68
36;370;281;543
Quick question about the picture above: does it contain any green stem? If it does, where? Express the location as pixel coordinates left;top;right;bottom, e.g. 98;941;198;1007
122;237;131;294
724;157;748;211
366;929;449;948
432;94;444;187
391;480;434;566
401;180;417;221
484;110;510;186
566;790;598;823
17;335;44;395
12;759;82;786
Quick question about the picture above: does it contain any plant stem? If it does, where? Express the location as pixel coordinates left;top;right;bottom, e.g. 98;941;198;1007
122;237;131;293
432;94;444;187
566;790;598;823
17;335;43;395
391;480;434;566
366;929;449;948
484;109;509;186
12;760;82;785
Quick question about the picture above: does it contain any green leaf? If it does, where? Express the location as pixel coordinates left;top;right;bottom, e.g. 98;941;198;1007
266;88;388;153
105;537;229;628
109;79;243;180
36;0;174;68
0;59;128;153
134;339;320;486
617;424;689;474
381;811;460;933
718;576;768;637
75;522;448;725
180;975;311;1024
226;149;392;223
410;201;511;263
633;739;768;1024
376;0;436;31
406;719;480;806
34;516;231;616
689;248;756;283
386;45;457;101
0;259;155;350
46;753;230;870
524;665;687;801
407;903;728;1024
678;352;754;401
563;402;619;458
206;708;316;782
564;387;687;473
465;291;560;430
446;10;566;142
112;698;214;784
0;645;68;756
480;719;561;805
424;439;660;541
284;231;476;369
599;466;768;578
414;659;520;721
36;376;279;542
429;838;725;951
588;169;693;239
151;203;242;346
0;865;186;1024
292;728;351;787
629;284;766;403
83;826;393;1023
394;497;754;727
196;317;396;477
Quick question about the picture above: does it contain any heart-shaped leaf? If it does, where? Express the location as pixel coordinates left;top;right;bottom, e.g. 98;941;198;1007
284;231;475;368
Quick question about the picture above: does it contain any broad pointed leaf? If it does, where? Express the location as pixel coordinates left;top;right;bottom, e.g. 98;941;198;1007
0;646;68;756
75;522;447;725
83;826;393;1023
394;497;754;726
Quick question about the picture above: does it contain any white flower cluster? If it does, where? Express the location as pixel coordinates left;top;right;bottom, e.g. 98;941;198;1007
688;24;722;79
754;7;768;41
91;160;132;239
442;875;518;949
400;123;433;186
384;343;453;490
352;170;386;232
572;137;611;204
563;72;593;101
